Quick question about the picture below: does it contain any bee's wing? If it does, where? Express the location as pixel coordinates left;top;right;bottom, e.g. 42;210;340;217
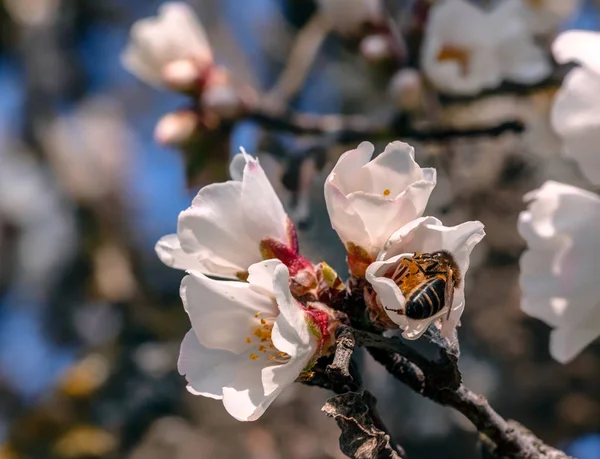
445;269;455;320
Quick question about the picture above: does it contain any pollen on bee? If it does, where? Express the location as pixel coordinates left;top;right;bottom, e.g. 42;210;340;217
383;189;391;196
249;353;259;360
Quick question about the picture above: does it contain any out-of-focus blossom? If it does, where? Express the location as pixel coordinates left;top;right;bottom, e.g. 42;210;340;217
178;260;321;421
43;97;131;202
317;0;382;36
389;68;424;111
324;141;436;276
156;150;309;280
154;110;200;147
422;0;550;95
0;141;76;295
516;0;581;35
360;34;393;63
551;30;600;186
366;217;485;339
518;181;600;363
121;2;213;89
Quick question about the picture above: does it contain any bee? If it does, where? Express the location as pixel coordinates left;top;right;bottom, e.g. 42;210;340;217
384;251;460;320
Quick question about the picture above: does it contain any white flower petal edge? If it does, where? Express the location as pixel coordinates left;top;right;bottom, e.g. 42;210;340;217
121;2;213;87
518;181;600;363
551;31;600;186
178;260;318;421
325;141;436;266
156;151;293;279
366;217;485;340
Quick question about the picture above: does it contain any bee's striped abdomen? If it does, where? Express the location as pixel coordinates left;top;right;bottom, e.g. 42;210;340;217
405;277;446;319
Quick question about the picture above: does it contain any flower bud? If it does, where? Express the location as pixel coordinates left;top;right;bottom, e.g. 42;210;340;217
390;68;423;111
162;59;202;92
154;110;198;146
360;34;393;63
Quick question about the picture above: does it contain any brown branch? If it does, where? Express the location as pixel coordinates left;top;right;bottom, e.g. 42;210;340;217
367;347;572;459
303;326;407;459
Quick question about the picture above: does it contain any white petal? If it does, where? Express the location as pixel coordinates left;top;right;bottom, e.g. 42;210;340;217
497;36;551;84
240;155;289;246
326;141;375;195
553;30;600;77
247;259;283;294
551;67;600;185
180;273;276;353
550;302;600;364
518;181;600;330
178;330;234;399
155;234;202;271
178;181;258;278
324;182;371;254
365;257;410;330
271;264;312;349
222;384;280;422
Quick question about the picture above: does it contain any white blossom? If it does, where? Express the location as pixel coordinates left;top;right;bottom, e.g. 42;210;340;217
516;0;581;35
551;30;600;186
156;150;304;279
518;181;600;363
422;0;550;95
366;217;485;340
121;2;213;88
178;260;319;421
317;0;381;36
324;141;436;276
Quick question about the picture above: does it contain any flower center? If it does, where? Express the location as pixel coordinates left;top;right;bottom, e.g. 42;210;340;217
436;44;471;77
385;258;425;296
246;312;290;363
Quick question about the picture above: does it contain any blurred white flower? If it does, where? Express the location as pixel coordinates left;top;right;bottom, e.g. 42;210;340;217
156;150;307;279
422;0;550;95
324;141;436;276
317;0;382;36
178;260;319;421
517;0;581;35
366;217;485;339
389;68;424;111
43;96;131;202
0;141;76;295
551;30;600;186
518;181;600;363
121;2;213;88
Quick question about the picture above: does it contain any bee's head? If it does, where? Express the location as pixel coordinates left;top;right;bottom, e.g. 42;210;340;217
432;251;461;286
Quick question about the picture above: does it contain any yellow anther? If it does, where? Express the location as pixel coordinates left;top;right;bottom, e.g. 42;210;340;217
254;312;260;318
269;343;275;349
260;318;266;325
277;351;287;357
270;355;276;360
383;189;391;196
258;345;267;352
245;337;251;343
262;324;270;330
249;353;259;360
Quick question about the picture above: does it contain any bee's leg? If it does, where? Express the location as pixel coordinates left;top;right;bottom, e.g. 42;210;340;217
384;305;406;315
444;273;455;320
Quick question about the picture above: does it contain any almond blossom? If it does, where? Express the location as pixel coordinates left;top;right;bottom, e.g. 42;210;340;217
178;260;327;421
156;150;310;280
515;0;580;35
518;181;600;363
121;2;213;88
421;0;550;95
324;141;436;276
551;30;600;186
365;217;485;340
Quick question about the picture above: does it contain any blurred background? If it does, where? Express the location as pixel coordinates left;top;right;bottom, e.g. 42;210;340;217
0;0;599;458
